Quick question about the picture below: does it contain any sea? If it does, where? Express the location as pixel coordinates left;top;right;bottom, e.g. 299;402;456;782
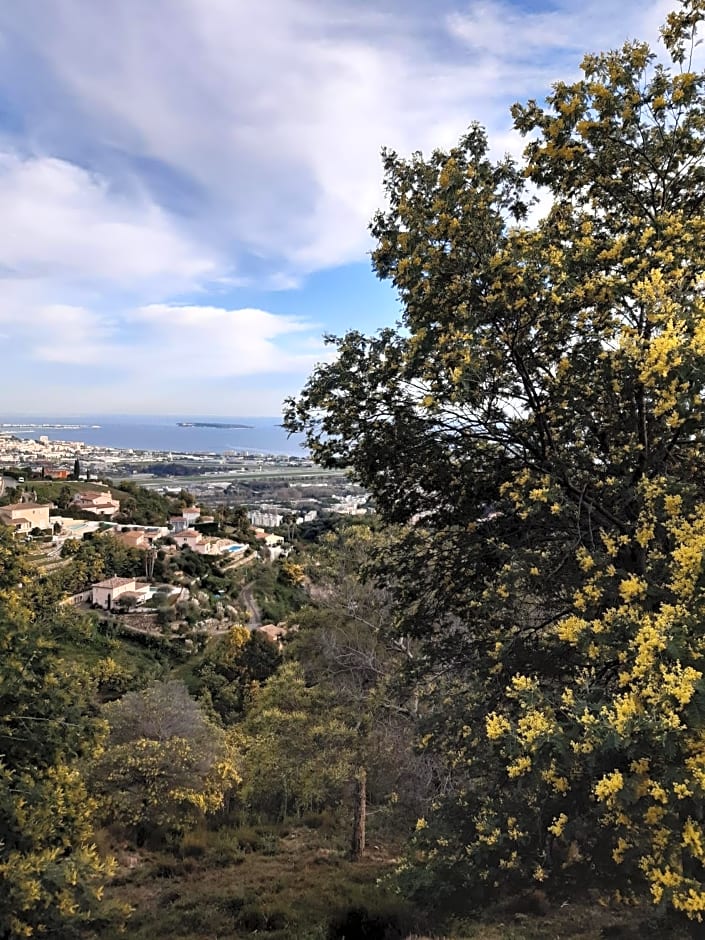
0;415;307;458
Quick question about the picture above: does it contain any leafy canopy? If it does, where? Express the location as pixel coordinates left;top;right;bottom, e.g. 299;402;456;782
287;1;705;922
93;680;239;841
0;532;115;939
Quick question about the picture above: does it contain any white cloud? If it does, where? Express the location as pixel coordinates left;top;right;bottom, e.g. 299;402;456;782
129;303;323;377
0;0;687;414
29;305;118;364
0;152;217;288
0;0;675;278
0;296;324;376
447;0;675;68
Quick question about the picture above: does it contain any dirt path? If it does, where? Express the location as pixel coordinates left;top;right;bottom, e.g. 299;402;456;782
239;583;262;629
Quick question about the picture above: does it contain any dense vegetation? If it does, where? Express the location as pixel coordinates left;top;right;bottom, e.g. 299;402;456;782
286;2;705;932
7;4;705;938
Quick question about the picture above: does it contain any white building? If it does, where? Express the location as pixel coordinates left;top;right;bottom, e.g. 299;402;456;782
183;507;201;525
0;501;52;533
91;577;143;610
175;528;246;557
170;507;202;533
248;509;283;528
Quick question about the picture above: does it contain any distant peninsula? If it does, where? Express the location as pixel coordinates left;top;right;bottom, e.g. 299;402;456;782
177;421;253;429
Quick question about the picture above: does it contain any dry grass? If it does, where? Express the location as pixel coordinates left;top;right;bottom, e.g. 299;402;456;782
84;823;411;939
82;824;696;940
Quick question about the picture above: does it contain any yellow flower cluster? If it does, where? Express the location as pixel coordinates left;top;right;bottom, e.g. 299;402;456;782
486;712;511;740
644;805;666;825
507;756;532;778
548;813;569;837
629;614;669;679
619;575;647;603
594;771;624;806
508;674;538;694
506;816;526;840
541;762;570;794
517;709;555;747
576;546;595;572
682;818;705;863
639;319;684;385
659;663;702;707
612;837;631;864
604;692;641;734
557;615;588;644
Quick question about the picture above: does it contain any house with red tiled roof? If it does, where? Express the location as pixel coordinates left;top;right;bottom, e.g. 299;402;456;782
91;576;150;610
72;490;120;517
112;529;148;549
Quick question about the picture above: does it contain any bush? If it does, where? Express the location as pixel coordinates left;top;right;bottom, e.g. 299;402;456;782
237;904;269;931
235;903;293;932
327;904;416;940
219;893;246;916
302;809;339;832
178;830;208;858
205;828;247;867
152;861;180;879
230;824;281;854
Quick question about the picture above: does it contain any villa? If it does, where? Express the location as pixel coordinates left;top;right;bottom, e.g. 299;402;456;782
0;501;52;534
175;528;247;557
72;490;120;517
91;576;146;610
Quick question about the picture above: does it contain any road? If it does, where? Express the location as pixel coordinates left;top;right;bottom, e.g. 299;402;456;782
128;466;348;488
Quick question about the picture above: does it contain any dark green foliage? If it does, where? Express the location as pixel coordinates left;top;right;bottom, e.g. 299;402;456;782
92;680;237;843
285;2;705;923
112;481;182;526
326;903;416;940
0;556;114;936
191;627;281;725
297;516;339;542
0;525;30;590
58;484;74;509
252;561;307;623
54;532;143;595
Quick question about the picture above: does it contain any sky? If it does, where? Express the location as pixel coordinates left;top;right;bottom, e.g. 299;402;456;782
0;0;675;416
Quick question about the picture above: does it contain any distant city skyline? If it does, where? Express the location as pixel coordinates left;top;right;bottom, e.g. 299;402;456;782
0;0;679;414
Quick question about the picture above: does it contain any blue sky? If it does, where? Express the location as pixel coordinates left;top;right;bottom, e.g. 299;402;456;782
0;0;673;415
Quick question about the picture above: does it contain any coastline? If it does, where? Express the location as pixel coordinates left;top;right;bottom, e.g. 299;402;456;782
0;415;306;458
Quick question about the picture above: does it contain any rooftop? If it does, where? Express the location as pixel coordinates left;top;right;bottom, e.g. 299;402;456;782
93;577;136;589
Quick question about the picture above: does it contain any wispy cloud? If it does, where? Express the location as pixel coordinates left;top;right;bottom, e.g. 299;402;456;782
0;0;673;276
0;0;679;413
0;151;217;288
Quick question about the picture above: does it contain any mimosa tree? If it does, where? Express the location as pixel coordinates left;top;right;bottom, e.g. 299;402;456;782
287;1;705;924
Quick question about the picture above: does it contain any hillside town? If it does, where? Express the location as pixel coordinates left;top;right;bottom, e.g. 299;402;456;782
0;430;370;520
0;426;370;650
0;427;313;477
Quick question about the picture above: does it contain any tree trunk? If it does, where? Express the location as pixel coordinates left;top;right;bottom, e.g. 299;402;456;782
350;766;367;861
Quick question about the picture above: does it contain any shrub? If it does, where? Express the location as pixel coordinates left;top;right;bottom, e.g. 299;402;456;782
327;903;416;940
